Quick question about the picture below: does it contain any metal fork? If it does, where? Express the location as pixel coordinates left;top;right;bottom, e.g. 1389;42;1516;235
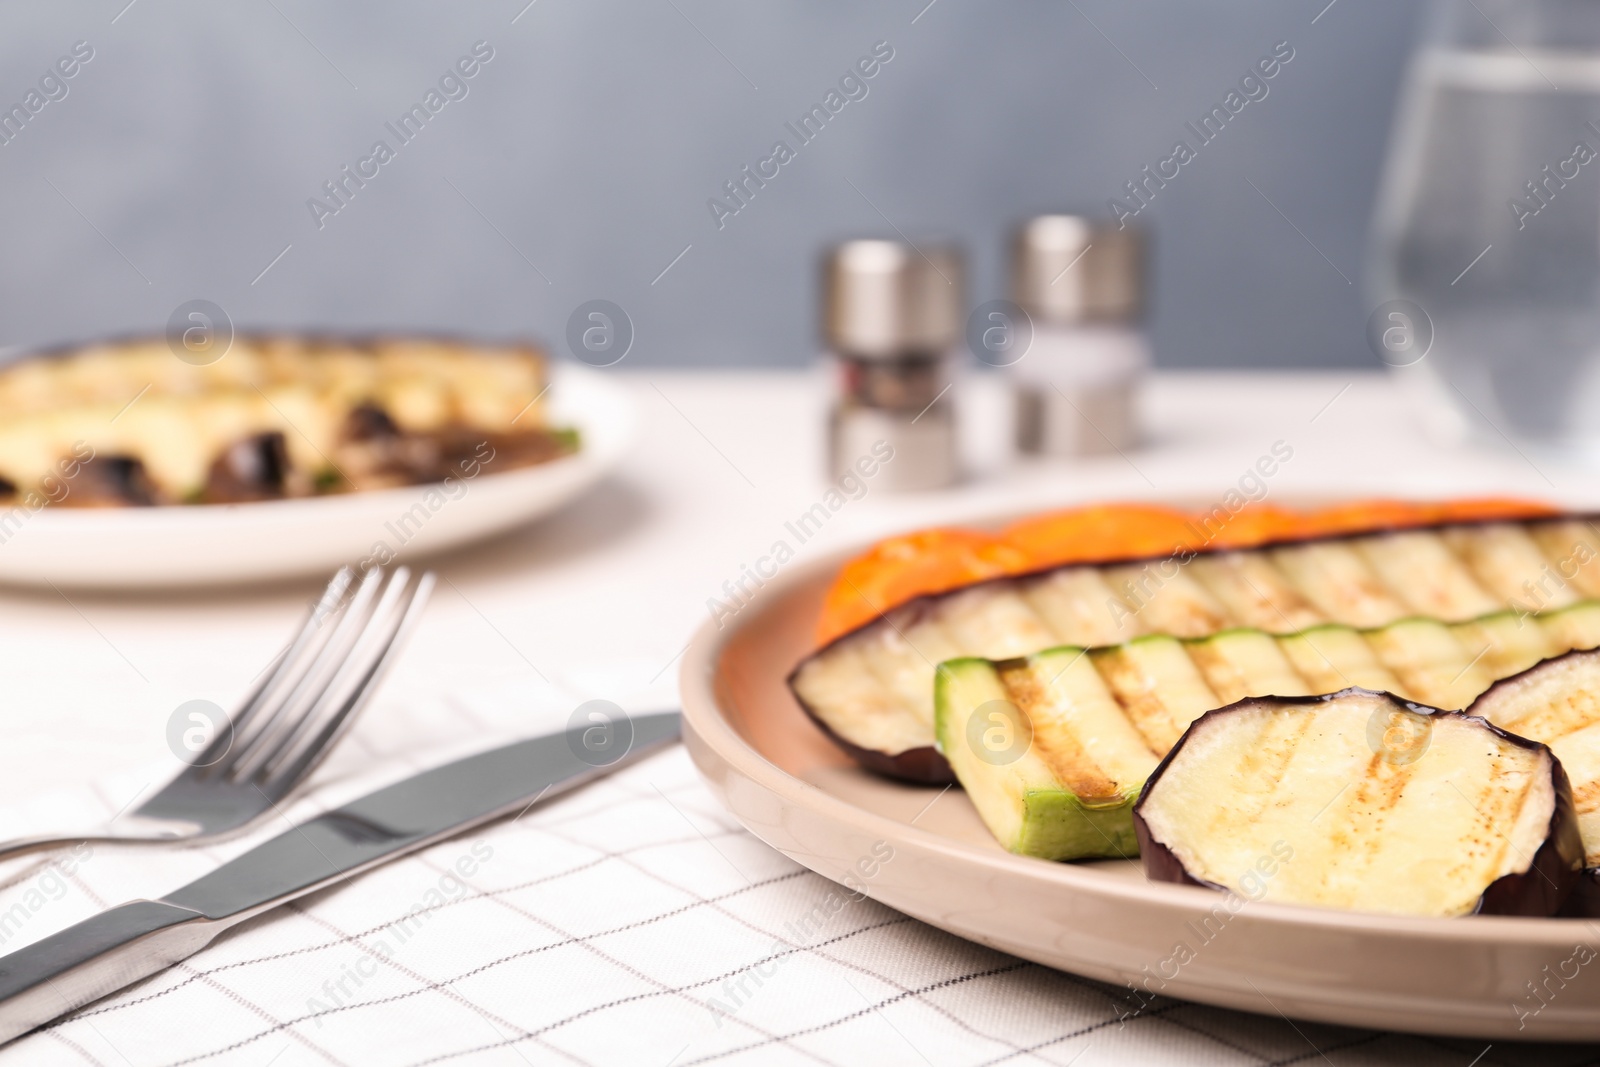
0;565;435;862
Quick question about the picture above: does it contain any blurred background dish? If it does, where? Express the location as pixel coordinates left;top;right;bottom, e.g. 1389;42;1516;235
0;334;574;507
0;360;631;588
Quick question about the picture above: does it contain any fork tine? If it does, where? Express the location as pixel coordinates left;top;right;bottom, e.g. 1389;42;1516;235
222;566;388;779
190;567;356;770
262;570;435;789
256;567;414;775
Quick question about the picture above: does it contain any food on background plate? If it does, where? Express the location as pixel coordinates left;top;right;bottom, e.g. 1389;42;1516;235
1131;690;1582;918
792;500;1600;782
0;335;577;506
931;602;1600;862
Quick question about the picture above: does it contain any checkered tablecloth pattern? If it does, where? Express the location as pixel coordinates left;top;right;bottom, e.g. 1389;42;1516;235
1;682;1598;1067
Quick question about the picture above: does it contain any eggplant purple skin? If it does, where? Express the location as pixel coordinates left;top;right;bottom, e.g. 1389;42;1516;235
1471;644;1600;710
785;598;959;784
793;699;957;785
789;514;1594;786
1131;688;1585;918
1561;870;1600;918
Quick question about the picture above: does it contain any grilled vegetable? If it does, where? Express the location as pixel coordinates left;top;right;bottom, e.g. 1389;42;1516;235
1470;648;1600;914
1276;623;1403;693
927;609;1600;861
793;517;1600;781
1132;690;1581;917
934;654;1143;860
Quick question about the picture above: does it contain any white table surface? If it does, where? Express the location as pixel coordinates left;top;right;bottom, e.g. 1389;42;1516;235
1;368;1597;1066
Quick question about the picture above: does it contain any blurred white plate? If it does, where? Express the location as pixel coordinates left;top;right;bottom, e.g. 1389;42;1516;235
0;362;633;589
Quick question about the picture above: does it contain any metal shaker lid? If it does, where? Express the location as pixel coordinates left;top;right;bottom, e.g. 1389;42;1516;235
823;239;964;359
1012;216;1144;324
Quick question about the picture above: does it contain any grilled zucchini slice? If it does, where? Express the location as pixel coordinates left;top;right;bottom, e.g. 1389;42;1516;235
1362;618;1493;710
1275;623;1404;695
934;657;1139;860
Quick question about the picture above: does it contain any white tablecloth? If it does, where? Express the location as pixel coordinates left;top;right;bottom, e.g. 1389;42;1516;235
1;369;1598;1066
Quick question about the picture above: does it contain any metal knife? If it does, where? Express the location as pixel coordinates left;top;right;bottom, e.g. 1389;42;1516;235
0;711;680;1045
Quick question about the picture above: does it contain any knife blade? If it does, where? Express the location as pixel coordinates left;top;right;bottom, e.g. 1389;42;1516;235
0;710;680;1045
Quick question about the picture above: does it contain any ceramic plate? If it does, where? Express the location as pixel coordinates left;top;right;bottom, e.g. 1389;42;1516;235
0;362;633;589
680;541;1600;1042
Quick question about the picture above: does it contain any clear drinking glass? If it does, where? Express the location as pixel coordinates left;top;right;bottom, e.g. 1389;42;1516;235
1368;0;1600;459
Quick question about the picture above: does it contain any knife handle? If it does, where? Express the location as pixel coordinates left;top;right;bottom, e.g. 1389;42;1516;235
0;900;216;1044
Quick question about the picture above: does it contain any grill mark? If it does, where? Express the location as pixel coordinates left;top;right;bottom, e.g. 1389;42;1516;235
998;661;1122;798
1185;643;1249;706
1327;738;1420;908
1273;542;1406;628
1090;648;1182;755
1189;553;1323;633
1187;636;1311;707
1358;532;1498;620
1514;688;1600;744
1442;751;1535;896
1573;778;1600;814
1448;524;1567;608
1142;578;1230;638
1200;710;1316;844
1531;520;1600;598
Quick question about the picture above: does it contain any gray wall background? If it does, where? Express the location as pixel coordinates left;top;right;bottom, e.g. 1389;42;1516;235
0;1;1423;369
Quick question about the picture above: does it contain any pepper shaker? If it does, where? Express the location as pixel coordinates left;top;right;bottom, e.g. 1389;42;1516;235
1011;216;1147;456
824;239;963;490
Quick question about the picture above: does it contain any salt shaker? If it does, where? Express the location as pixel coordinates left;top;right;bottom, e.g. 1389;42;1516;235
824;239;963;490
1011;216;1147;456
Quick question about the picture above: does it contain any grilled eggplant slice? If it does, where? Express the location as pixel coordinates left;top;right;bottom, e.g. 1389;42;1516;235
1276;623;1404;693
793;517;1600;782
807;599;1600;785
1132;690;1582;917
1470;648;1600;913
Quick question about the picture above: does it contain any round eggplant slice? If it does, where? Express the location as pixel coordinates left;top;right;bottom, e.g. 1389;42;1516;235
1132;688;1582;917
1469;647;1600;913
